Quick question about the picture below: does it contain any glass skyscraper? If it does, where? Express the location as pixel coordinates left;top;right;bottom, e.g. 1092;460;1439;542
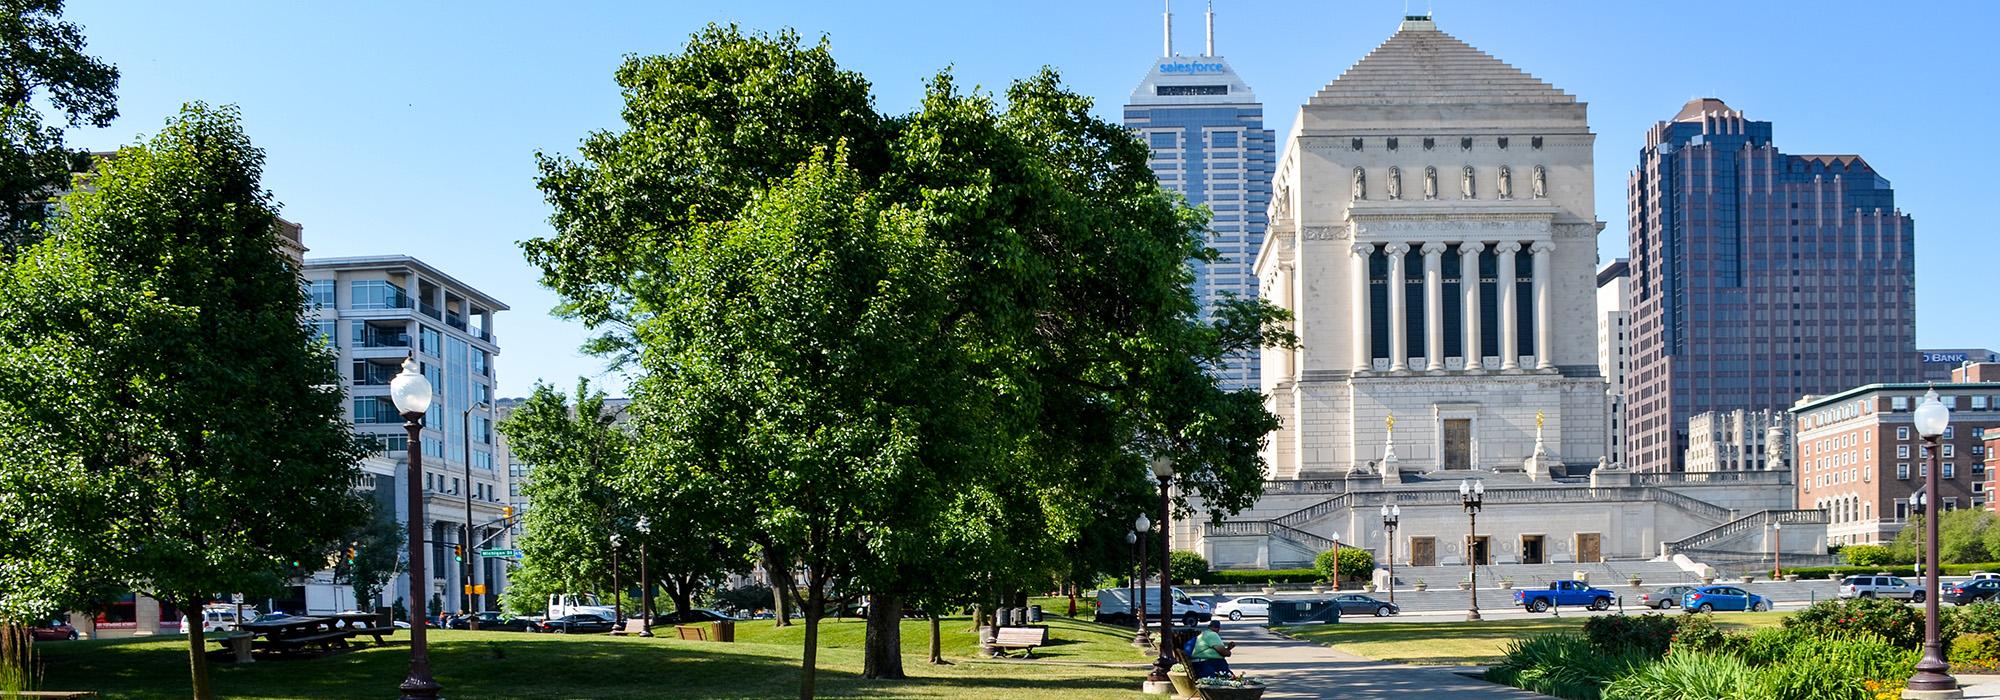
1625;98;1919;472
1123;7;1275;391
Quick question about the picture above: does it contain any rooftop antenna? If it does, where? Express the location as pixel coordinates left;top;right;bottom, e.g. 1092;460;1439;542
1204;1;1214;57
1163;0;1174;57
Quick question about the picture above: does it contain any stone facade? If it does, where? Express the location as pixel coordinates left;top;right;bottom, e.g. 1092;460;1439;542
1686;409;1790;473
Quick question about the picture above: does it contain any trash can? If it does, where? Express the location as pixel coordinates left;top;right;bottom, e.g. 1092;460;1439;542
1028;605;1043;623
1266;599;1342;626
712;619;735;643
997;608;1015;627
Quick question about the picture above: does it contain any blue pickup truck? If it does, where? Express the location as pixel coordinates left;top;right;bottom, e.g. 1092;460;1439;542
1514;580;1617;612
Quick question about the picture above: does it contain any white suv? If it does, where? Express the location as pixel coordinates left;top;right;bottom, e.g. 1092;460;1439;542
1839;575;1924;602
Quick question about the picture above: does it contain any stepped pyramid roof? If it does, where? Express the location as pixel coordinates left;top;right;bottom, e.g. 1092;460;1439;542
1310;17;1575;107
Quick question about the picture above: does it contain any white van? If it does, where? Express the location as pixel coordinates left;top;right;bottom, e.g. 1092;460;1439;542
1093;587;1212;627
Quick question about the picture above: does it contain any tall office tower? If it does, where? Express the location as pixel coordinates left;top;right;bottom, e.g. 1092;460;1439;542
304;255;509;613
1626;99;1920;472
1598;259;1630;466
1124;2;1275;391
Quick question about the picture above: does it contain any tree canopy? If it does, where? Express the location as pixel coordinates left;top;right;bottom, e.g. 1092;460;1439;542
0;0;117;253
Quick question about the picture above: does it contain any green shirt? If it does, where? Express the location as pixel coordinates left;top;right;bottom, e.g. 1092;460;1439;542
1191;629;1227;660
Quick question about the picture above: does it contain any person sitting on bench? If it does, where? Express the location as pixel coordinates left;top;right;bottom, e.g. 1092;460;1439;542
1188;620;1236;679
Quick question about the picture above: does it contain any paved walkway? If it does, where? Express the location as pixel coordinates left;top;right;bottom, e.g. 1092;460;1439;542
1217;625;1543;699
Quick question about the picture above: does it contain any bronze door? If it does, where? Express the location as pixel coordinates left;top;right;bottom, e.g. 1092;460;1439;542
1522;535;1544;565
1577;533;1602;563
1470;536;1490;565
1443;419;1472;470
1411;537;1436;567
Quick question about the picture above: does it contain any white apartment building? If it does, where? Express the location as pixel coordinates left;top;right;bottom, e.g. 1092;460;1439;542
1598;259;1629;466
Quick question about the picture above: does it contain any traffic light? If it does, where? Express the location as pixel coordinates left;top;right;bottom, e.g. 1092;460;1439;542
345;547;356;567
453;544;463;563
503;505;514;519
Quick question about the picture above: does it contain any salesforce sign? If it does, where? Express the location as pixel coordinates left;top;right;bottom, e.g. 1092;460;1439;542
1159;61;1226;74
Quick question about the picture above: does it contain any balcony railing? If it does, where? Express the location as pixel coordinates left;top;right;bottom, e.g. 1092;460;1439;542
419;302;441;320
446;313;468;332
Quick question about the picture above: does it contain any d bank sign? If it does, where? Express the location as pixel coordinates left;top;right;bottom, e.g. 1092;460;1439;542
1159;61;1226;74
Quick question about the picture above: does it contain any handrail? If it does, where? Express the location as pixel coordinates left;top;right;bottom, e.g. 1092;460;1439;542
1271;523;1338;552
1634;470;1792;486
1273;493;1351;528
1650;488;1736;522
1665;509;1828;553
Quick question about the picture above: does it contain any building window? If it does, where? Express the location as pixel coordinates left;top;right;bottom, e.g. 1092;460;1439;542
312;320;337;348
1945;444;1956;458
1899;445;1911;459
1946;426;1957;439
379;433;409;453
353;397;399;424
1898;463;1911;479
1948;497;1960;511
1211;131;1239;148
422;437;444;458
1945;463;1956;479
420;326;441;356
1976;396;1990;409
1863;466;1871;481
305;280;335;309
1921;462;1929;478
1149;132;1177;148
349;280;410;310
472;449;493;470
1894;396;1910;411
1899;427;1910;441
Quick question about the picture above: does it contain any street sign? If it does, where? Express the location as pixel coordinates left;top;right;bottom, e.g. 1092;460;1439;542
479;548;521;558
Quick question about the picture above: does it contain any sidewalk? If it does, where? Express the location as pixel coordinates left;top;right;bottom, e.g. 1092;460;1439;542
1218;625;1544;699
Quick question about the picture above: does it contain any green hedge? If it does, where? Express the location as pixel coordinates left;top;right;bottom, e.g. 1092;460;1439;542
1781;562;2000;579
1200;569;1322;584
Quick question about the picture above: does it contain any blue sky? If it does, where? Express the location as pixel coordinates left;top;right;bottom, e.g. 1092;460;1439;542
65;1;1994;397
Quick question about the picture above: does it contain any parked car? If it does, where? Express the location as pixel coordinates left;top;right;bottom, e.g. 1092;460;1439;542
1514;580;1616;613
1329;593;1399;617
1212;596;1271;621
538;614;617;634
654;609;739;626
1839;575;1923;602
29;620;77;641
1092;587;1213;627
1637;585;1696;610
1681;585;1771;613
1946;579;2000;605
446;612;538;632
1971;572;2000;582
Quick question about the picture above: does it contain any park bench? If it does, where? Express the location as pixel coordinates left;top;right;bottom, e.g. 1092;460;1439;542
13;691;97;698
610;618;646;636
209;630;257;663
990;626;1048;658
674;625;709;641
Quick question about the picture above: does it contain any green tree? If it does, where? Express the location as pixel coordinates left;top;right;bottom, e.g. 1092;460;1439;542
334;497;405;614
495;381;628;612
1893;509;1998;566
0;103;367;700
1314;547;1377;584
0;0;118;253
1170;551;1210;584
527;26;1290;695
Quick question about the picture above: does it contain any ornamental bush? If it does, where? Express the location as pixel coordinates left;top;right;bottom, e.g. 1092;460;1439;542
1736;626;1802;666
1602;651;1758;700
1583;613;1677;658
1947;600;2000;639
1311;547;1376;583
1668;613;1729;656
1486;633;1646;700
1783;597;1924;648
1841;544;1900;567
1170;551;1210;584
1951;632;2000;670
1200;569;1320;585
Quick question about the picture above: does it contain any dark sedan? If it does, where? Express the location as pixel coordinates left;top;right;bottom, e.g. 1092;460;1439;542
1637;585;1697;610
1329;593;1399;617
1948;579;2000;605
654;609;738;626
29;620;77;641
538;614;616;634
447;612;539;632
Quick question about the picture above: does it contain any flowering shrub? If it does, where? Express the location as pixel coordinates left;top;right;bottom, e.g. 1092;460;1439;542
1947;600;2000;640
1951;632;2000;671
1583;613;1677;658
1782;597;1923;648
1668;613;1729;655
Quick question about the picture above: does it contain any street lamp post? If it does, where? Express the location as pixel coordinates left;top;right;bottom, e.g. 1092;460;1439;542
1125;530;1139;634
1133;513;1152;647
389;356;442;700
1148;456;1176;685
638;517;653;637
1907;389;1960;698
1381;505;1400;605
610;532;622;634
1329;531;1342;592
1460;479;1485;622
461;402;488;623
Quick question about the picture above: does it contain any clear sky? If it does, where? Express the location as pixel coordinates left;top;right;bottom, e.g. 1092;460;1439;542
64;1;1996;397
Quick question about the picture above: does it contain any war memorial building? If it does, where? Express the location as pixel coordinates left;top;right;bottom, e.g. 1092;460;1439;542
1181;17;1816;573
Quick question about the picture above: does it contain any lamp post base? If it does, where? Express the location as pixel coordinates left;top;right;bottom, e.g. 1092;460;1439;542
1141;680;1174;695
398;677;442;700
1466;609;1483;622
1901;689;1963;700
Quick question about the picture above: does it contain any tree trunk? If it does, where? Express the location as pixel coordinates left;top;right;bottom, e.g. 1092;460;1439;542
967;603;982;633
183;600;215;700
861;591;904;679
927;612;945;665
763;546;794;627
1;623;35;693
800;585;824;700
671;585;694;617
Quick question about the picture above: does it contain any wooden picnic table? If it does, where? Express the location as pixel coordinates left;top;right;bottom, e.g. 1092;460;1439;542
235;616;351;654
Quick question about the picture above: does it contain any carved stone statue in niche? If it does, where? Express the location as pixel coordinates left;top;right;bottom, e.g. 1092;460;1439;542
1351;166;1366;201
1532;165;1547;199
1422;166;1437;200
1497;165;1513;200
1460;165;1475;199
1386;166;1402;200
1276;181;1291;218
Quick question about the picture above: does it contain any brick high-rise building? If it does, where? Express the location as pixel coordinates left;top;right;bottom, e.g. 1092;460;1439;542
1626;98;1919;472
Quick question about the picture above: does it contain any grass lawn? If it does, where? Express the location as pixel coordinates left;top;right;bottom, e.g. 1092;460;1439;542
32;616;1153;699
1283;611;1791;666
734;614;1146;664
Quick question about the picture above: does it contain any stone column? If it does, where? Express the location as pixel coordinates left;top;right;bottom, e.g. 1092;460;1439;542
1531;241;1555;370
1422;242;1447;372
1495;242;1521;371
1350;244;1373;373
1385;243;1410;372
1459;242;1484;372
135;595;160;636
